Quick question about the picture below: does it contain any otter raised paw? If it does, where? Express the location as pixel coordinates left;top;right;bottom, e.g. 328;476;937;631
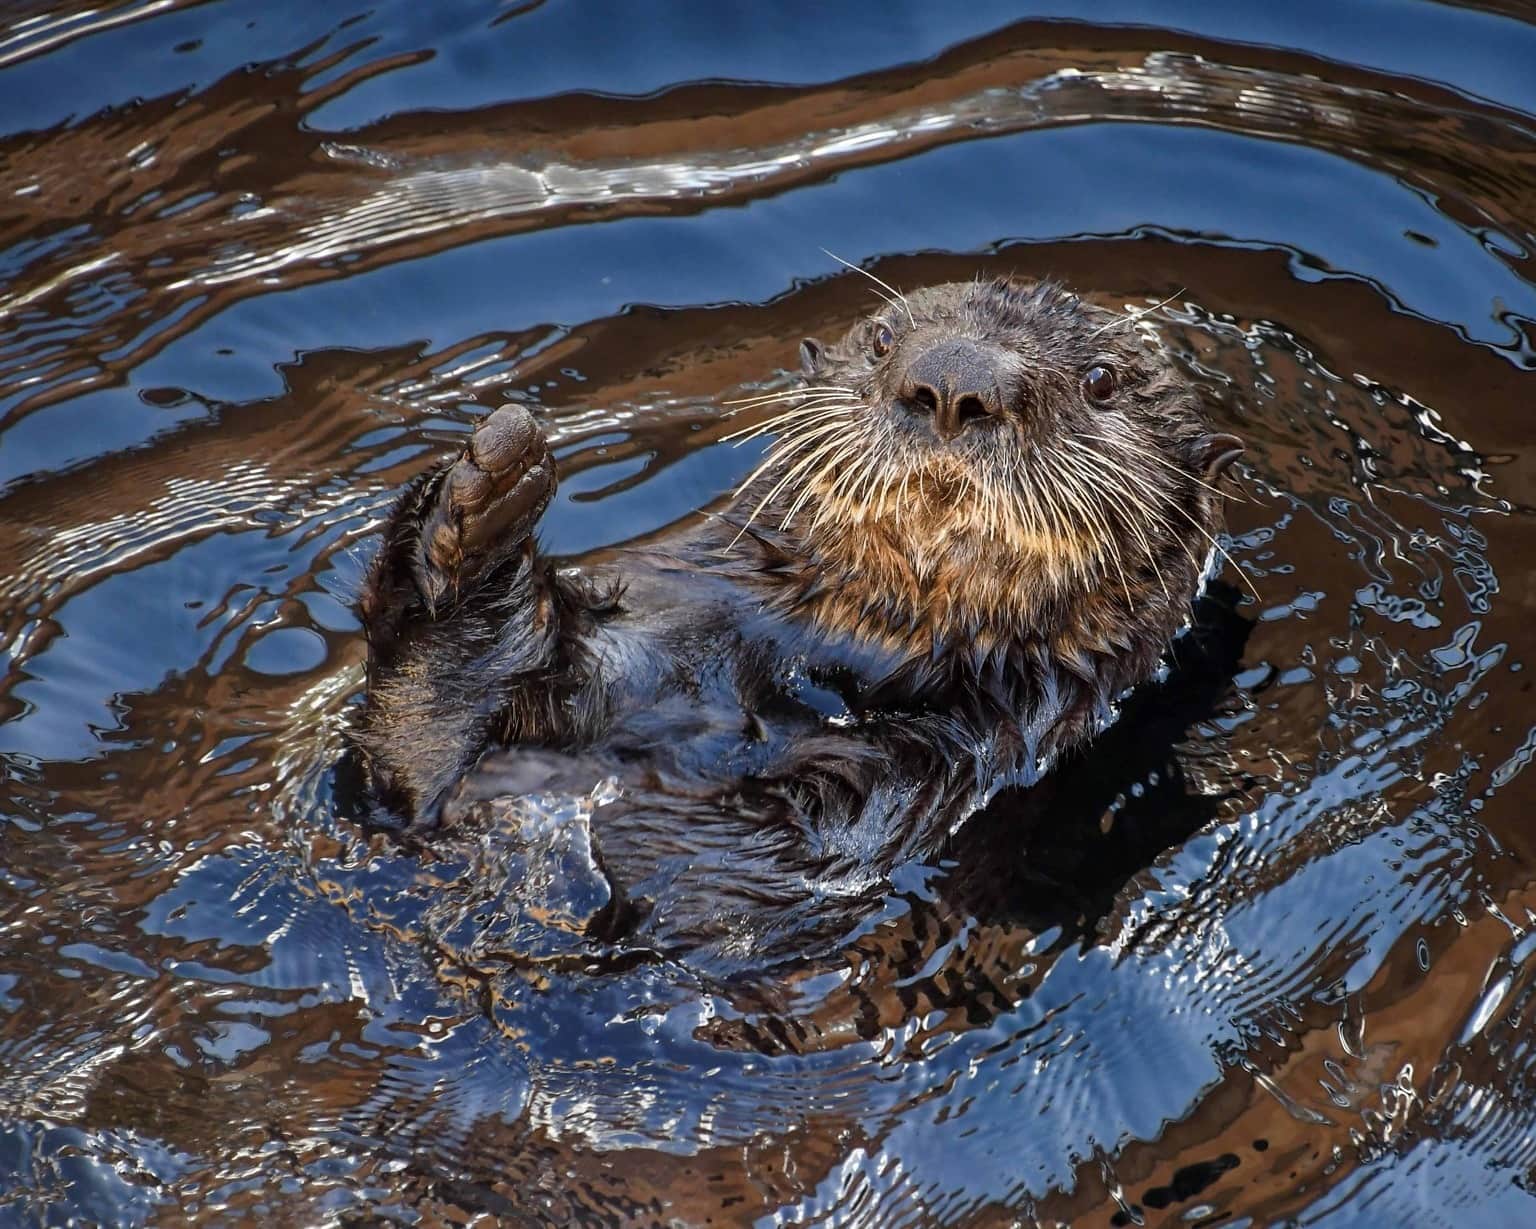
408;404;555;615
356;403;564;822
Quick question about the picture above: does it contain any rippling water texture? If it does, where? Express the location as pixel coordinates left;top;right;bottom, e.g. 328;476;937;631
3;3;1536;1225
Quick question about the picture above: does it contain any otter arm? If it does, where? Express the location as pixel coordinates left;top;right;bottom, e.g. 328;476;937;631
355;407;560;824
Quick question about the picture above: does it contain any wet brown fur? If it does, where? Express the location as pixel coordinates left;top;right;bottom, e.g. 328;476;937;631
354;276;1238;969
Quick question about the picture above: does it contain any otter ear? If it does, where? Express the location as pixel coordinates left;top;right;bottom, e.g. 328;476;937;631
1191;432;1245;479
800;337;826;376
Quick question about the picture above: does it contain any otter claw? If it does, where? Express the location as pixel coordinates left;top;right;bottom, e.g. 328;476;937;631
414;404;556;610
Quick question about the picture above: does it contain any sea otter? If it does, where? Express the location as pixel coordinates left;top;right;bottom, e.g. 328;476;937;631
355;276;1241;966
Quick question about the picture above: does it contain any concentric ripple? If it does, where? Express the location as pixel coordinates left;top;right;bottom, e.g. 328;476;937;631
3;3;1535;1226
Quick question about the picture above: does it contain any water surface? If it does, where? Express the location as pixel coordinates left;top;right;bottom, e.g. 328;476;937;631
3;2;1536;1225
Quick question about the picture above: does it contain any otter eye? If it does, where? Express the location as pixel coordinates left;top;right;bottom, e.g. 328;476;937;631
1083;365;1116;401
871;323;894;358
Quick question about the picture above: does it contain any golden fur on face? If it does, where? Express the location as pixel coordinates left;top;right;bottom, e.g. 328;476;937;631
806;465;1100;632
729;277;1237;657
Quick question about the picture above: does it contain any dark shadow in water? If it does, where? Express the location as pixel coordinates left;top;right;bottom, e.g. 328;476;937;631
957;581;1255;943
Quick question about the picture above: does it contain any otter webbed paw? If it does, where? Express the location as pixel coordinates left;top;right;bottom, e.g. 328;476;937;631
413;404;556;613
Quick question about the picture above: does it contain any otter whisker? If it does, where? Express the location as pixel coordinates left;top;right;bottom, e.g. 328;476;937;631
835;455;876;517
1065;457;1157;569
878;464;903;524
820;248;916;328
1011;453;1073;574
766;413;864;463
988;459;1011;548
730;455;831;547
812;443;882;533
854;442;892;507
872;467;891;522
729;409;852;444
734;426;848;486
995;447;1046;562
1137;481;1260;602
733;413;867;539
761;438;856;532
722;385;856;408
1059;452;1171;604
1042;468;1101;588
722;395;856;425
1010;460;1078;586
723;397;859;436
782;439;863;529
799;432;863;500
849;456;883;516
1075;433;1241;596
1016;457;1052;560
727;393;854;421
1054;448;1157;564
872;460;897;519
1069;439;1210;599
1064;434;1247;602
724;397;860;444
737;389;857;411
752;416;861;483
1083;288;1186;341
730;413;857;511
876;445;908;524
834;270;903;321
1048;457;1132;606
1076;431;1246;504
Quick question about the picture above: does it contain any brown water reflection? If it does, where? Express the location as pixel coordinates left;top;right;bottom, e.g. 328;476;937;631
7;17;1536;419
3;3;1536;1226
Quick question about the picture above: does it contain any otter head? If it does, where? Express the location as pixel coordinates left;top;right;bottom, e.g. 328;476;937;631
746;276;1241;667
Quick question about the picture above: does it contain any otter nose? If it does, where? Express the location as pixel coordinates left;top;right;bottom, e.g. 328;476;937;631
900;338;1005;440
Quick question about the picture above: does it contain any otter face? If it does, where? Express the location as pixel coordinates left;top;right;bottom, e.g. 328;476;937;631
760;277;1242;643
